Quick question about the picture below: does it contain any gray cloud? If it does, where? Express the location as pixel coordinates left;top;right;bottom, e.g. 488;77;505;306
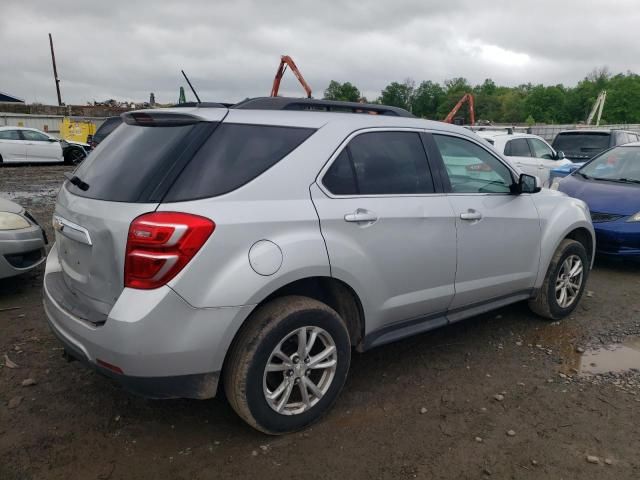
1;0;638;105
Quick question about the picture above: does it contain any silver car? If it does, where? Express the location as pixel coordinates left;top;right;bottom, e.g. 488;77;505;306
43;98;595;434
0;198;46;279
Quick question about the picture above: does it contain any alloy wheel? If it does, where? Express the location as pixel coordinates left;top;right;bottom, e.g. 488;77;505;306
262;326;337;415
555;254;584;308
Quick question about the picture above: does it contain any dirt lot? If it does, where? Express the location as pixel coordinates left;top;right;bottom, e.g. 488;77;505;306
1;165;640;479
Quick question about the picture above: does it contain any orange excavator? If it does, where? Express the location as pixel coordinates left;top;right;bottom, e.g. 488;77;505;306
443;93;475;125
271;55;313;98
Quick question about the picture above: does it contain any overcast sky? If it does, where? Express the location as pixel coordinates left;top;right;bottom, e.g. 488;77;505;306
1;0;638;105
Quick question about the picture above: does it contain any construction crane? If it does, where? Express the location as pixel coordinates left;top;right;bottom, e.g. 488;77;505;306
443;93;475;125
586;90;607;126
271;55;312;98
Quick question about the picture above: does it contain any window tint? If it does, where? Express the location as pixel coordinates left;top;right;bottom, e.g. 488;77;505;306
327;131;433;195
21;130;50;141
552;132;611;153
166;124;315;201
528;138;555;159
433;134;513;194
505;138;531;157
0;130;20;140
67;122;206;202
323;150;358;195
93;117;123;142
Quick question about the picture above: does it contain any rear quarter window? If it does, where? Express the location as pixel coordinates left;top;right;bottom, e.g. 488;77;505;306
164;124;315;201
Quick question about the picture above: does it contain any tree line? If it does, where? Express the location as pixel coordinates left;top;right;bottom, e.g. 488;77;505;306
323;68;640;125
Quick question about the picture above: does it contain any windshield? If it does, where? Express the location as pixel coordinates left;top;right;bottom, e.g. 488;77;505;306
553;132;610;153
579;146;640;183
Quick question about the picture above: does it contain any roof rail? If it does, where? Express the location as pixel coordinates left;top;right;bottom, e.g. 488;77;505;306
469;126;514;135
170;101;231;108
232;97;415;118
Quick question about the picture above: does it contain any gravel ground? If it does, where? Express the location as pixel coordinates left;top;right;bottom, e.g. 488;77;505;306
1;165;639;479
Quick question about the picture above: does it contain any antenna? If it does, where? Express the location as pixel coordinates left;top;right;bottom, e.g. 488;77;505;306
181;70;201;103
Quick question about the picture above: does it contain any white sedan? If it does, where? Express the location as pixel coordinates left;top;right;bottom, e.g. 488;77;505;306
0;126;64;163
475;130;573;186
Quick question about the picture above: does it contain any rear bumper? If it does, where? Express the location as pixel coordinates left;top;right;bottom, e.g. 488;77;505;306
594;221;640;256
0;225;46;279
43;243;255;399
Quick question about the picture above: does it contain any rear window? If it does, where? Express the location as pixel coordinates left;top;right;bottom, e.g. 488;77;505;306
164;124;315;201
93;117;123;142
552;132;610;152
67;122;210;202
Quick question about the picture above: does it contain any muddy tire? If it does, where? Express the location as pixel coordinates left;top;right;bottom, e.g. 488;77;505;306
529;239;589;320
224;295;351;434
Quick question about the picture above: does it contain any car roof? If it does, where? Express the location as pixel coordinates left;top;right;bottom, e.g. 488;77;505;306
557;129;635;134
475;130;538;140
0;126;42;132
128;104;479;139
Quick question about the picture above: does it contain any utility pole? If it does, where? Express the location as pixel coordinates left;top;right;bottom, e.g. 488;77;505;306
48;33;62;106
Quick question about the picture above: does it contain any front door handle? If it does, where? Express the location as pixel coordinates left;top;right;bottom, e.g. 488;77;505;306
460;210;482;221
344;208;378;223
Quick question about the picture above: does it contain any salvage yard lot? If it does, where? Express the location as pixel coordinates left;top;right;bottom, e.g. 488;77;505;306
1;165;639;480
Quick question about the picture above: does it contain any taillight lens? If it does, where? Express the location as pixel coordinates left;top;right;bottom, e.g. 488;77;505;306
124;212;215;289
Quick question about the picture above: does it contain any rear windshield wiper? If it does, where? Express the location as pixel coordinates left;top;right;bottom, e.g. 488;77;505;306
63;172;90;191
576;172;590;179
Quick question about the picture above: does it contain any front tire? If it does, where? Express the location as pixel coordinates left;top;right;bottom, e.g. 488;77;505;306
224;296;351;434
529;239;589;320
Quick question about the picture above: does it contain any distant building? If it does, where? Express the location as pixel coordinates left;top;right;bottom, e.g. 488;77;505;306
0;91;25;103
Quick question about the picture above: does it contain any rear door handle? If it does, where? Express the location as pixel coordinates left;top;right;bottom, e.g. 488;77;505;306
460;210;482;221
344;208;378;223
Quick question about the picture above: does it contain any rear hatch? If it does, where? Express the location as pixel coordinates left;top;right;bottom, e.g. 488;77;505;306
52;109;227;319
552;132;611;162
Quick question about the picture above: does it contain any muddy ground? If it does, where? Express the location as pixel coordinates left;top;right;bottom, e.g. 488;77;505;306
1;165;639;479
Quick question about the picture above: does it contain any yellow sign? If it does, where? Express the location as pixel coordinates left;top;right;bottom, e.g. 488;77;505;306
61;118;97;143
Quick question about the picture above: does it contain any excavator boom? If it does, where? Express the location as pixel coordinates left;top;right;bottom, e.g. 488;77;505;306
443;93;475;125
271;55;312;98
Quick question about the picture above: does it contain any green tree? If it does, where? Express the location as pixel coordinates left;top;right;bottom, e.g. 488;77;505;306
323;80;361;102
412;80;445;118
379;79;415;111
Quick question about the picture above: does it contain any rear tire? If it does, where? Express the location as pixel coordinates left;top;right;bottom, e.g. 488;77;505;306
224;295;351;434
529;239;589;320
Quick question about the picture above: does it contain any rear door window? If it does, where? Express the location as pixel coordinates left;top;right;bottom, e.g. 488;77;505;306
0;130;20;140
322;131;434;195
165;124;315;201
505;138;532;157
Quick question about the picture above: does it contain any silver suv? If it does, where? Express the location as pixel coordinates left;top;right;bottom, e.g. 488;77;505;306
43;98;595;434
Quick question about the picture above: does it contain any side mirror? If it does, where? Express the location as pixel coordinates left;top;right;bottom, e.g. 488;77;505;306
514;173;541;194
555;150;566;160
47;137;59;142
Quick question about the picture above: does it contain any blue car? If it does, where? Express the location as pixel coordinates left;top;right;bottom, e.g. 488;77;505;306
555;144;640;256
549;162;585;188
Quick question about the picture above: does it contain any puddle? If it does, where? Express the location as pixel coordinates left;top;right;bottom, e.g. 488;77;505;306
578;338;640;375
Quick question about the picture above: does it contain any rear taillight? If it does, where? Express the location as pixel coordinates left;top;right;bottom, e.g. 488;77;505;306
124;212;215;289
